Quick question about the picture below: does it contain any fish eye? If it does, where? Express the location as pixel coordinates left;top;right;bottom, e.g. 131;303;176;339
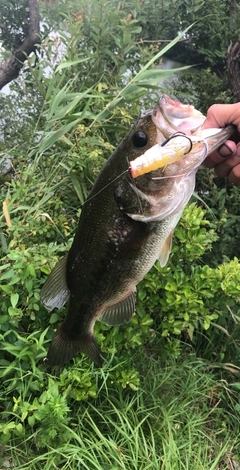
132;131;148;148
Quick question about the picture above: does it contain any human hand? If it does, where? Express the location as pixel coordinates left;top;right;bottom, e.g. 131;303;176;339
202;103;240;185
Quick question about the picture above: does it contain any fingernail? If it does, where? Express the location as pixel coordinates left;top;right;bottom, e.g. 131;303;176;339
218;143;233;157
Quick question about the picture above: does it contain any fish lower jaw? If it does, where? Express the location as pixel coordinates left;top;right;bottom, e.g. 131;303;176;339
128;174;196;223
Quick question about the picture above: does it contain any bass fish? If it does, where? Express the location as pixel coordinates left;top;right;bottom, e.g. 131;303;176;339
41;94;233;366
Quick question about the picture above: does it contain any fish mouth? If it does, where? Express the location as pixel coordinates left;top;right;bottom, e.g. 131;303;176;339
178;125;235;174
153;94;234;148
199;126;235;154
151;95;235;175
129;124;235;181
130;95;235;180
152;94;205;141
158;125;235;178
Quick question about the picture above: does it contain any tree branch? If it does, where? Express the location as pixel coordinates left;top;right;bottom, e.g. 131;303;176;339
0;0;40;90
225;41;240;101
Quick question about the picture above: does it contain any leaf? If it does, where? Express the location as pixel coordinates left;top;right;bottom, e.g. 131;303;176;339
38;120;82;153
123;32;131;45
132;26;193;82
28;415;35;427
70;171;85;205
132;66;191;82
49;95;86;122
3;200;11;227
15;423;24;434
46;81;73;120
0;263;11;271
92;26;193;125
28;264;36;277
55;57;90;72
0;284;13;294
10;293;19;308
231;382;240;390
47;91;100;122
0;269;15;280
50;313;59;324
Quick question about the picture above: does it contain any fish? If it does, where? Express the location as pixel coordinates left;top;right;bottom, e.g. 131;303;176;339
41;94;234;366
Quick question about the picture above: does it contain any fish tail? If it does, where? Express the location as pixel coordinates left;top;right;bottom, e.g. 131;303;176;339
46;328;102;367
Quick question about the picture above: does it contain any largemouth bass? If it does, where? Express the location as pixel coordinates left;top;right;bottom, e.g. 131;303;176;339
41;94;233;366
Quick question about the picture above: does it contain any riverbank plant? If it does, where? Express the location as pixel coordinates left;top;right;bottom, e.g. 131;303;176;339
1;0;240;467
1;352;240;469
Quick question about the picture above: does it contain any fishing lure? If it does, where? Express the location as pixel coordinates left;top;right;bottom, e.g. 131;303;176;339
129;133;194;179
82;127;234;205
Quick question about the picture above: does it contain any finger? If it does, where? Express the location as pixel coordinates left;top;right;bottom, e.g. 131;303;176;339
203;153;219;168
203;140;237;168
218;142;235;157
202;103;240;132
228;164;240;185
212;155;240;178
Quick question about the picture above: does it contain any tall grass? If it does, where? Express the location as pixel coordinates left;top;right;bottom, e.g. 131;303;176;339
3;352;240;469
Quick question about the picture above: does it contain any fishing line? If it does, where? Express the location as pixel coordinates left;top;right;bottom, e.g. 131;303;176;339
80;132;194;208
79;168;129;208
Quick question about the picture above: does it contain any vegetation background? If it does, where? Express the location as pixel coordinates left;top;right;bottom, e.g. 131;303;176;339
0;0;240;468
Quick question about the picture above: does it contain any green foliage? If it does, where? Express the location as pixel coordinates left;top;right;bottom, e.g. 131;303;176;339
139;0;240;67
0;373;71;448
172;68;232;113
1;0;240;466
171;67;240;269
197;173;240;265
0;0;31;52
137;203;240;361
1;356;240;468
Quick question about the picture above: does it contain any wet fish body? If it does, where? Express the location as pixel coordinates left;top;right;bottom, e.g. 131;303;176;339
41;95;233;366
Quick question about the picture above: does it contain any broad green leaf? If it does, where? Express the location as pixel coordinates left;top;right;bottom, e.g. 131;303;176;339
28;264;36;277
50;313;59;324
0;269;15;280
10;293;19;308
0;263;11;271
0;284;13;294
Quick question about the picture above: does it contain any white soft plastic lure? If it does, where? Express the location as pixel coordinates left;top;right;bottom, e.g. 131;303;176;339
129;133;192;178
129;127;233;179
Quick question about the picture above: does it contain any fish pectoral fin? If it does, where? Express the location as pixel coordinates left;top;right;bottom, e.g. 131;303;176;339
100;291;136;326
158;230;174;267
40;254;70;312
47;328;102;367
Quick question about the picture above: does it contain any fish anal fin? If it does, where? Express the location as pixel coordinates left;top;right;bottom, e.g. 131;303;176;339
40;254;70;312
47;328;102;367
100;291;136;326
158;231;174;267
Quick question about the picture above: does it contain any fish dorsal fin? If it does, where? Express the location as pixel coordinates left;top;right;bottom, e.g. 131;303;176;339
100;291;136;326
158;231;174;267
40;254;70;312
